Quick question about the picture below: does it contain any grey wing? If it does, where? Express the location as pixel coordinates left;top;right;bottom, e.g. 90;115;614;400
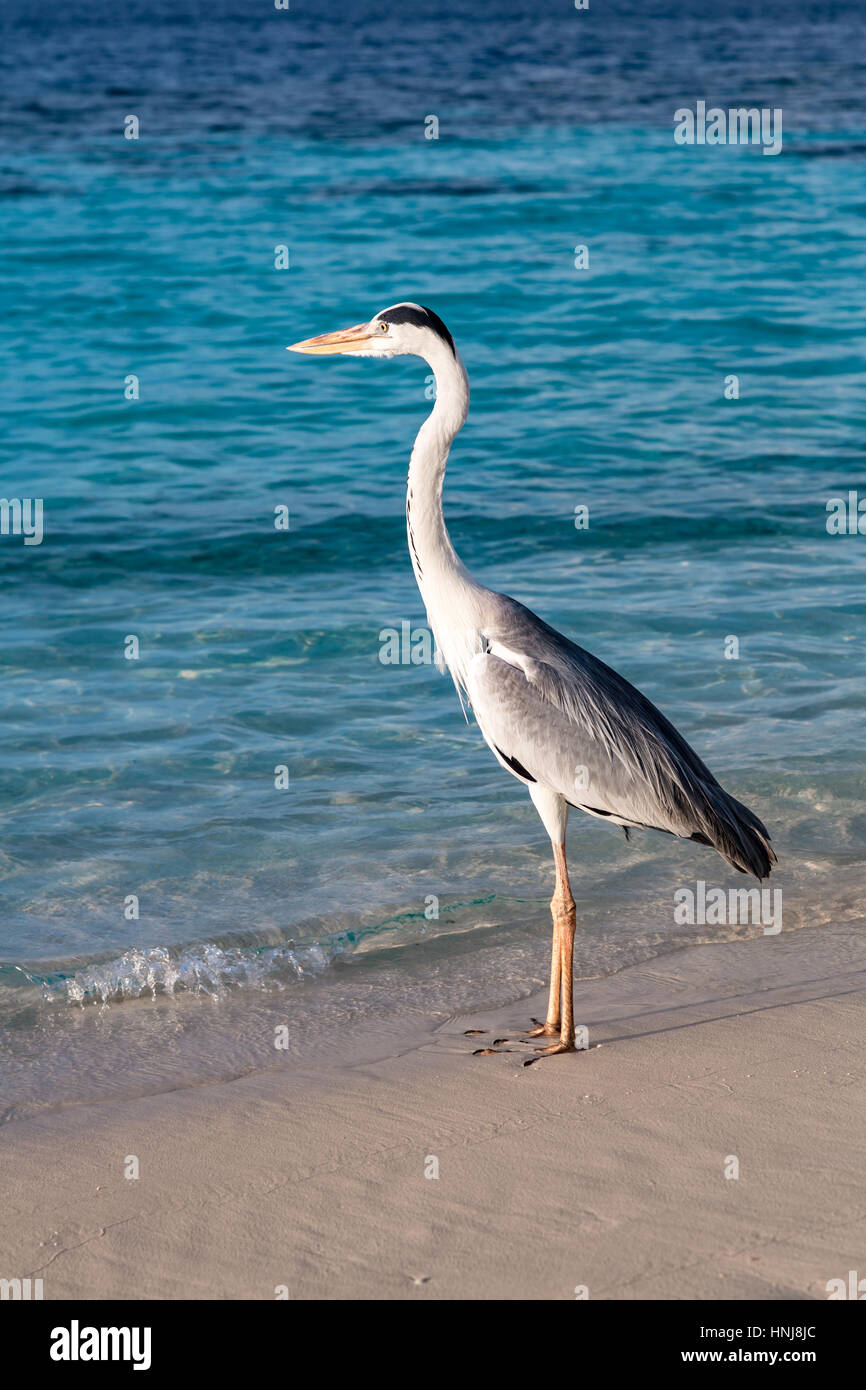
465;593;776;879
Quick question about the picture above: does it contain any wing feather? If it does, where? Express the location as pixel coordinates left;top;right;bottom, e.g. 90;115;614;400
464;594;775;879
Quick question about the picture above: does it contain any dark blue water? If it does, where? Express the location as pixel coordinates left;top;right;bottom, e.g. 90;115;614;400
0;0;864;1102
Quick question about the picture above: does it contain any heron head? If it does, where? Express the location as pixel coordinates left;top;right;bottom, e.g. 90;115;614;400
288;302;455;361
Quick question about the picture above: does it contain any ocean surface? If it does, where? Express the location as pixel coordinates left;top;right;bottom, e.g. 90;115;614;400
1;0;864;1113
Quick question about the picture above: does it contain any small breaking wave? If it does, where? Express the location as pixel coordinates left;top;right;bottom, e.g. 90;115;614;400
9;938;343;1013
67;940;337;1005
4;894;499;1016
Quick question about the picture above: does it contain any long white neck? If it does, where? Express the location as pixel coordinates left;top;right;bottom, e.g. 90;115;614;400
405;339;485;691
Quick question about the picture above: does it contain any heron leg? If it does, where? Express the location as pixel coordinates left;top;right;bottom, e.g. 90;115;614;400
479;840;576;1055
487;900;561;1046
527;867;562;1036
525;842;577;1064
480;851;563;1049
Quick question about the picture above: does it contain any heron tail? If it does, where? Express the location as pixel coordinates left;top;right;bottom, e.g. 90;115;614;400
691;788;777;880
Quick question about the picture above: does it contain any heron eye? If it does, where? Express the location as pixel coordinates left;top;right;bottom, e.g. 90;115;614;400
378;322;389;333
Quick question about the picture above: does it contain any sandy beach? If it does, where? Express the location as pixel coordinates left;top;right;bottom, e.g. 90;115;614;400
2;920;862;1301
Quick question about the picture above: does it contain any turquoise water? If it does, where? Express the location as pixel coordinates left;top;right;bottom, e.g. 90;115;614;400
0;1;864;1104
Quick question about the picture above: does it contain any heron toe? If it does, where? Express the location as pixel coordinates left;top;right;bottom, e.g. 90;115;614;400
496;1017;560;1041
528;1019;560;1037
523;1039;577;1066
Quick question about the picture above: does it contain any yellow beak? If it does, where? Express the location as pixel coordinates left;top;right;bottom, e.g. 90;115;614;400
287;323;375;356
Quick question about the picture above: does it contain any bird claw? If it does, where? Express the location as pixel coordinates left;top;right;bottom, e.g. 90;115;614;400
488;1018;560;1044
523;1040;577;1067
471;1020;568;1056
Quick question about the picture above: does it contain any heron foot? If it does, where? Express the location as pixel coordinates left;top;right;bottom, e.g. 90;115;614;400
523;1039;577;1067
487;1017;559;1044
528;1018;561;1038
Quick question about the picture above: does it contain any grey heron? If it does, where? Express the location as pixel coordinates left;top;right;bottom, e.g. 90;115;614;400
289;303;776;1063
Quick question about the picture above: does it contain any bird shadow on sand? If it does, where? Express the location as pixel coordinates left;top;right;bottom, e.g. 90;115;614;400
459;968;866;1056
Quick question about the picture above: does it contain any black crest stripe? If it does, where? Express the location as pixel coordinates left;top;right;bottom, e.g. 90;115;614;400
380;304;455;355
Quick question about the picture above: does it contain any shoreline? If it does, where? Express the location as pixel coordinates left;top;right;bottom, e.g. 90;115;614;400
1;918;863;1299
